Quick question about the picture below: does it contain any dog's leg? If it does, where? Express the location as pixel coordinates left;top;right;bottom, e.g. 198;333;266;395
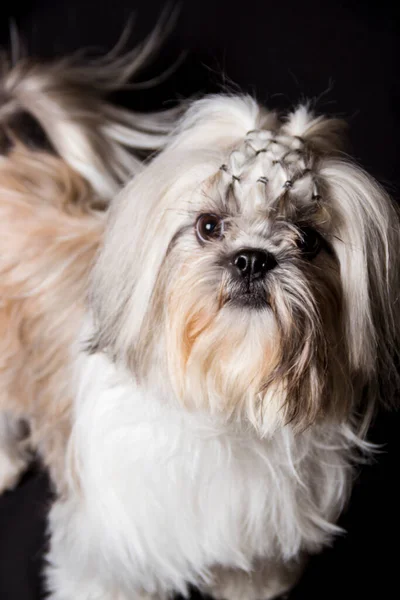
46;586;156;600
45;495;168;600
46;577;165;600
204;558;305;600
46;561;161;600
0;412;30;493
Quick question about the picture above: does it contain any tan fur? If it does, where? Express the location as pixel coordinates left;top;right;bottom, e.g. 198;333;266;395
0;145;103;489
164;258;280;431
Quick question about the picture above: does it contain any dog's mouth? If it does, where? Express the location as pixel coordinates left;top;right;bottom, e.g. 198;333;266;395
226;284;270;310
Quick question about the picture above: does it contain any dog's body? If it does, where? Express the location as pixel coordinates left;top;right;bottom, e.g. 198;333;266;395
0;45;176;490
0;57;399;600
0;145;103;489
46;346;355;599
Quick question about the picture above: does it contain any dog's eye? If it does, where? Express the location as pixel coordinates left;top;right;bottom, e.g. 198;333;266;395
195;214;224;243
297;226;323;259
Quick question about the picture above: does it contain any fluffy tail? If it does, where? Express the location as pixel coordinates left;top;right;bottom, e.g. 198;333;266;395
0;22;179;201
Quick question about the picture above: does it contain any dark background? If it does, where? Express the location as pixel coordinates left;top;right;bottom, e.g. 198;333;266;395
0;1;399;599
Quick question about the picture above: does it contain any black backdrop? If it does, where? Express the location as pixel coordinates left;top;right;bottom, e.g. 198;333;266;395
0;1;399;599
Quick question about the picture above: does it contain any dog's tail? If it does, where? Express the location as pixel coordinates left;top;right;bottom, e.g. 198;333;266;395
0;21;179;202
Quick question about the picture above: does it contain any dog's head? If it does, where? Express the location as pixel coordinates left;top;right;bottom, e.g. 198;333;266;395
90;96;400;435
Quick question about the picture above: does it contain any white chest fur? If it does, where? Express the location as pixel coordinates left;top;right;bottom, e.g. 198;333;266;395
59;350;355;597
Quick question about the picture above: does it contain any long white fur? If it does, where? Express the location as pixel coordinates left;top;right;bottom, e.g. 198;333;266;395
46;343;356;599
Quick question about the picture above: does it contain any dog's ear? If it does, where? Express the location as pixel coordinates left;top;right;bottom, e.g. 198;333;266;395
87;155;177;364
88;95;275;366
320;159;400;410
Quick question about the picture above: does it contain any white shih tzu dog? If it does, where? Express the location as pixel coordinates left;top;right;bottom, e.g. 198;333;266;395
0;70;399;600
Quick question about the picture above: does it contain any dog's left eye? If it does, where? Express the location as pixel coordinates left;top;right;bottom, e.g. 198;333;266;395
297;226;323;259
195;214;224;243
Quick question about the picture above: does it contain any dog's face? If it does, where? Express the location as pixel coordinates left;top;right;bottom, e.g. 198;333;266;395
90;97;399;435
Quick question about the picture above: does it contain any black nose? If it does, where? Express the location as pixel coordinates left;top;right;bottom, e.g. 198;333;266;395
232;249;277;280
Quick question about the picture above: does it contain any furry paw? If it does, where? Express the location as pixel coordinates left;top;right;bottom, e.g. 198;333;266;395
206;562;302;600
0;448;27;493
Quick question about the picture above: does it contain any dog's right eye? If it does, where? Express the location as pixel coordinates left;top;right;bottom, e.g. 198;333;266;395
195;214;224;244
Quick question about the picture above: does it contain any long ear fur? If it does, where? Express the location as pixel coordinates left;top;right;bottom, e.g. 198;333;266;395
320;159;400;412
0;20;179;201
280;104;400;408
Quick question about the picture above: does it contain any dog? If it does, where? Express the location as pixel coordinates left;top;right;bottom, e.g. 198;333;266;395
0;67;399;599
